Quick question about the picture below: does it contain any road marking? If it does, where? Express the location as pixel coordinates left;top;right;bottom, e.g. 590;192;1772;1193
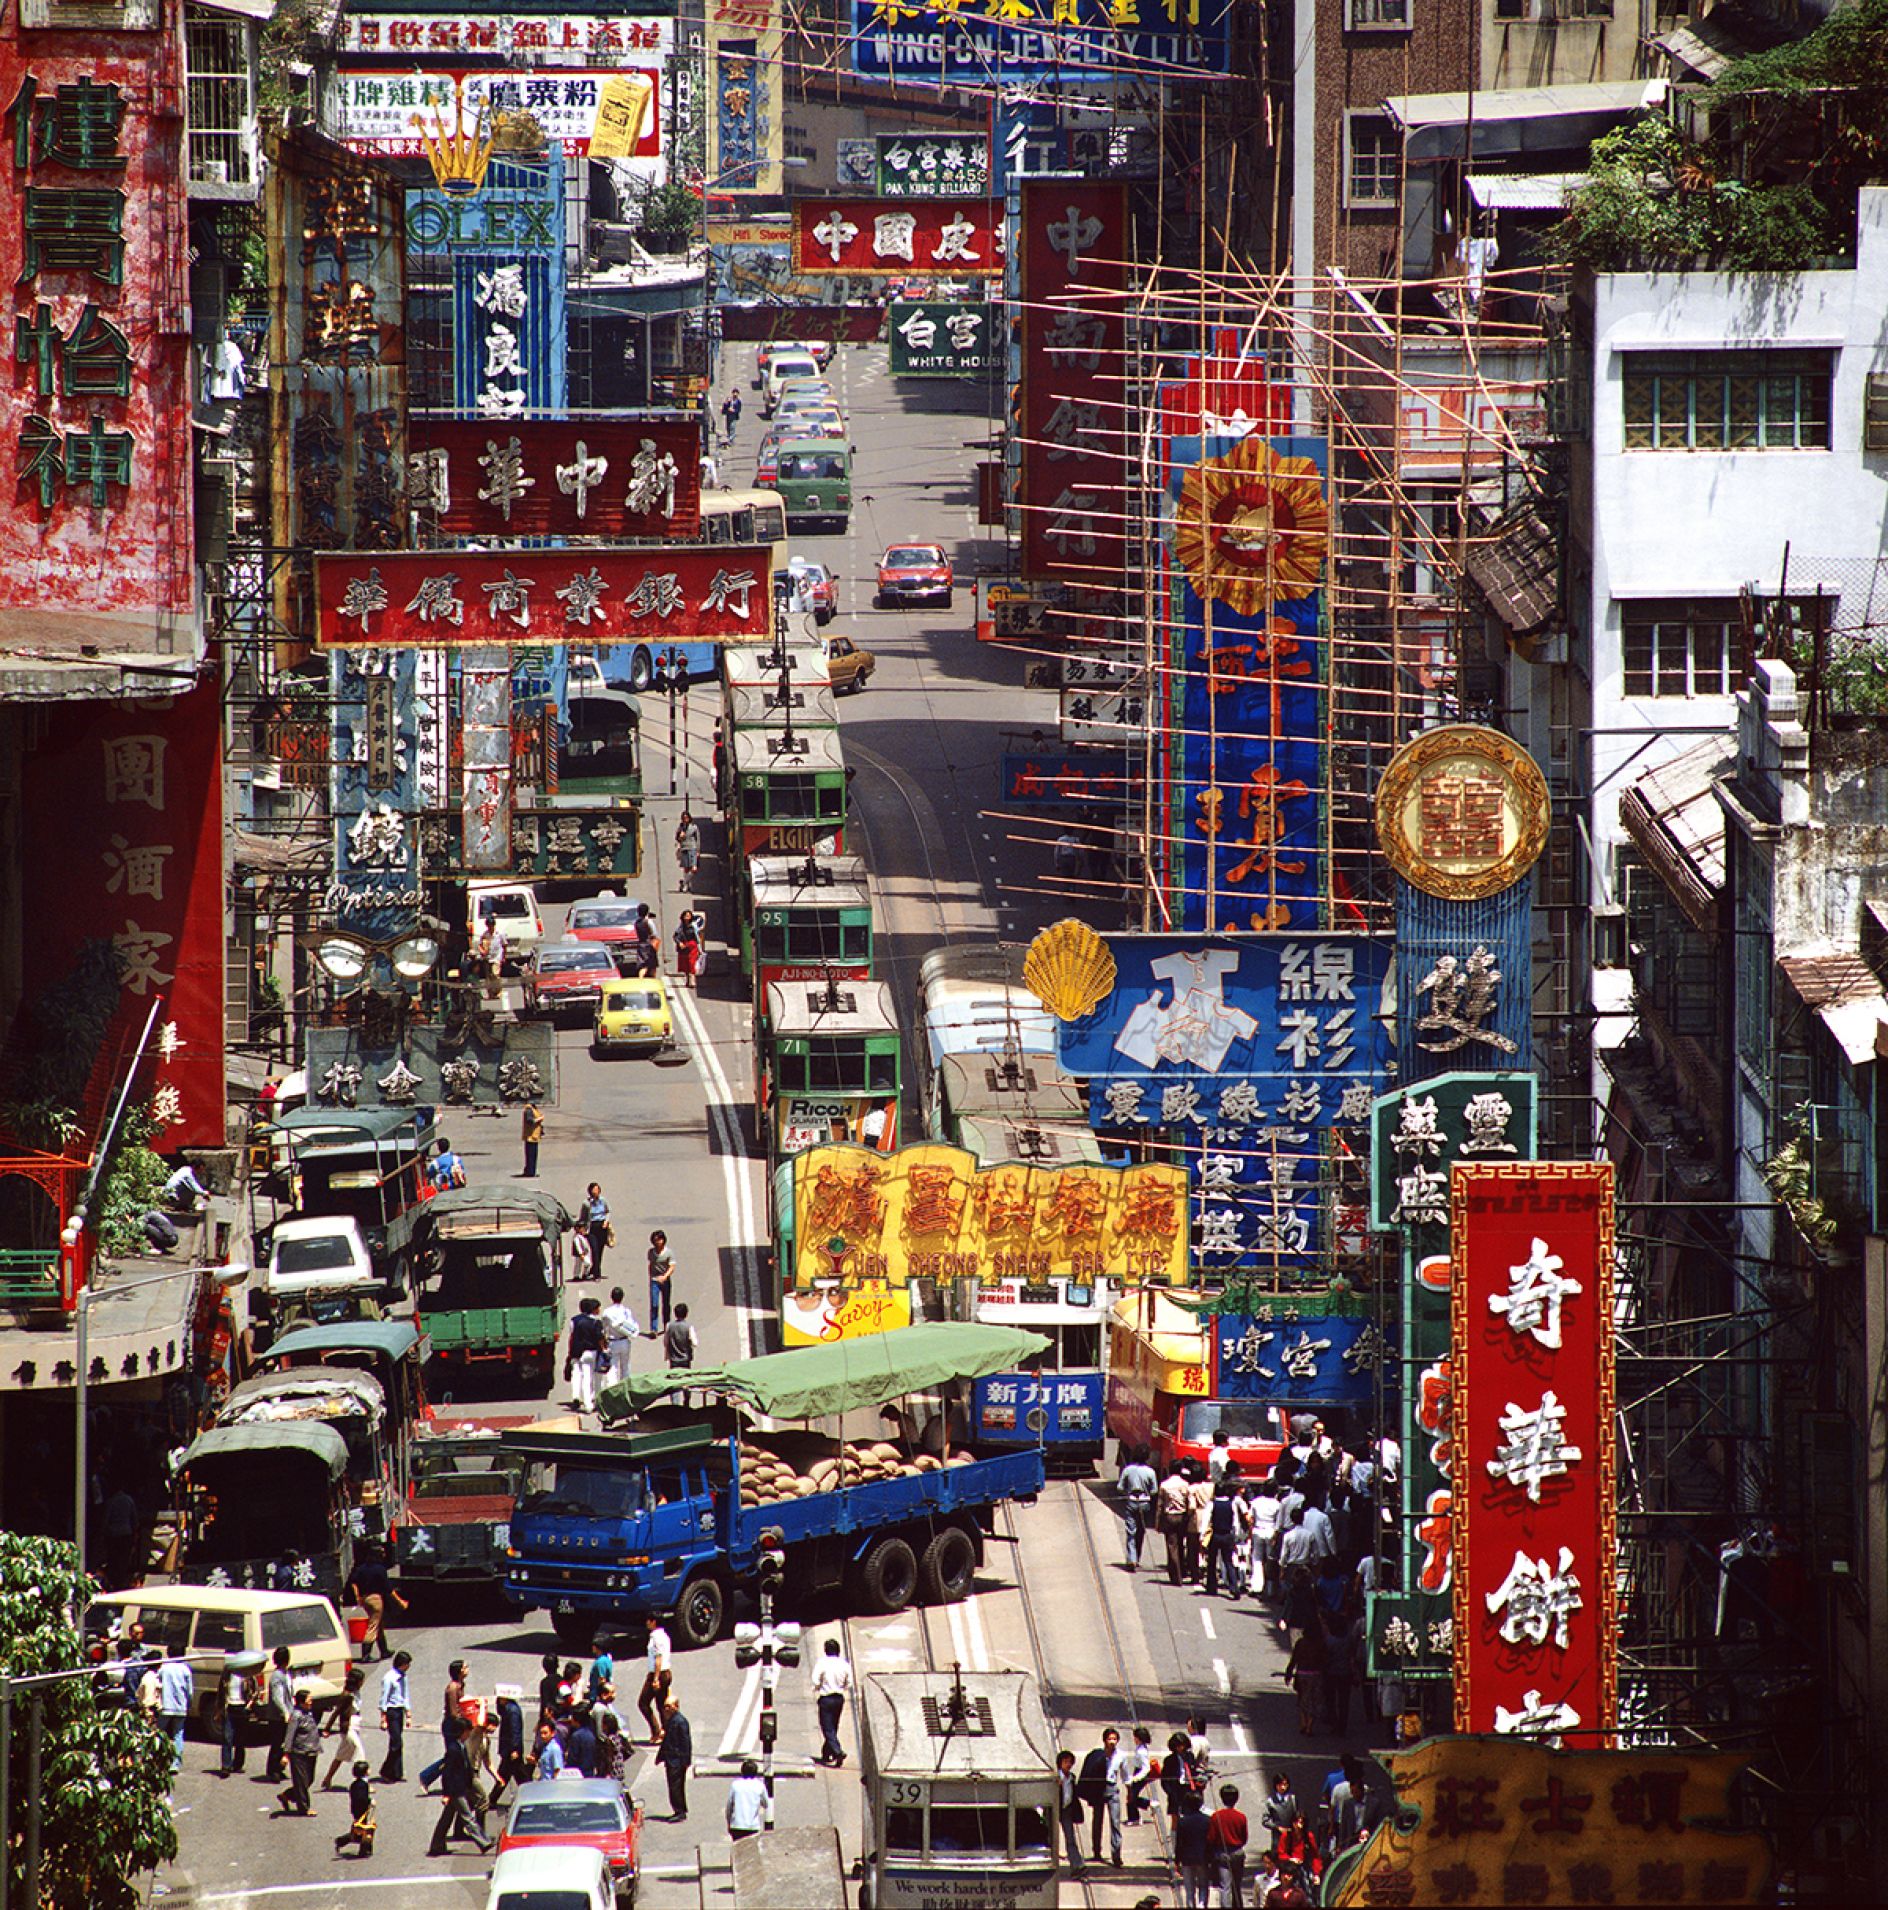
1231;1718;1251;1756
1212;1658;1231;1696
669;981;768;1353
962;1588;990;1671
716;1662;765;1760
1199;1608;1216;1640
191;1881;478;1904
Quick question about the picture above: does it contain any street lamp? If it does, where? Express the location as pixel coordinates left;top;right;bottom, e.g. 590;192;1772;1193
72;1257;248;1581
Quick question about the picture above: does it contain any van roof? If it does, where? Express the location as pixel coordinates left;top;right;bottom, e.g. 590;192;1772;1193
86;1584;341;1614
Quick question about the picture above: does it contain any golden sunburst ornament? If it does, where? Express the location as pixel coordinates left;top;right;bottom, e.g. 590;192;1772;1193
1174;439;1329;612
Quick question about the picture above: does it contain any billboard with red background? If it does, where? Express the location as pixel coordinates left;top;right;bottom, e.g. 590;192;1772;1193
1018;180;1127;585
1452;1162;1617;1743
792;197;1002;277
20;683;226;1147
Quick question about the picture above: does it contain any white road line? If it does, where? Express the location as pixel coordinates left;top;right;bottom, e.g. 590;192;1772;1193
1231;1719;1251;1756
961;1588;990;1672
1212;1658;1231;1696
670;981;768;1353
192;1882;476;1904
1199;1608;1216;1640
716;1662;765;1759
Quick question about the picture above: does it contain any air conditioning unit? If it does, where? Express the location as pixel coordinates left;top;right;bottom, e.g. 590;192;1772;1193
195;158;230;183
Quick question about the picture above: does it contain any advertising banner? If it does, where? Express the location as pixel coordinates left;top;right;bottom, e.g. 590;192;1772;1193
998;752;1134;809
330;648;422;943
329;69;661;157
412;419;702;540
707;0;783;195
792;197;1002;276
850;0;1232;80
1018;181;1128;585
20;685;226;1147
789;1142;1188;1291
305;1024;558;1113
781;1283;911;1346
1452;1162;1616;1744
338;13;672;63
888;302;1001;376
0;38;195;648
971;1370;1103;1445
1213;1313;1386;1405
315;546;773;646
876;132;990;197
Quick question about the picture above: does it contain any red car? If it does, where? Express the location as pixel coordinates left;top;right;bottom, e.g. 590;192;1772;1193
524;942;617;1020
566;895;651;972
498;1778;641;1907
875;541;953;607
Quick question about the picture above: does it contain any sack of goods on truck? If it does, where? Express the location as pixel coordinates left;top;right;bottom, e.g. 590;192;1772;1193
736;1439;980;1507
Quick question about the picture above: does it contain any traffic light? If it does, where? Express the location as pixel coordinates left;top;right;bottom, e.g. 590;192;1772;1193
733;1621;761;1669
758;1546;785;1599
773;1620;802;1669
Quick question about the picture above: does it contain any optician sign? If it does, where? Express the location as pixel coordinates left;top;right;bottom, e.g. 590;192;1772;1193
789;1142;1188;1291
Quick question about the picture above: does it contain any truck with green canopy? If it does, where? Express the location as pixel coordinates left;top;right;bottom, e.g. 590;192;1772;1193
499;1323;1051;1650
410;1186;571;1396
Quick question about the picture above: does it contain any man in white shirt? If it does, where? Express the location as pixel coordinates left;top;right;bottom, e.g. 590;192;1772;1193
1277;1505;1319;1573
638;1622;673;1744
601;1287;640;1387
726;1759;768;1838
1301;1499;1337;1561
810;1637;853;1767
378;1651;411;1782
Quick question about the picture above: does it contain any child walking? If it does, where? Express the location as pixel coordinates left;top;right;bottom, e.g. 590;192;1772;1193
334;1762;376;1858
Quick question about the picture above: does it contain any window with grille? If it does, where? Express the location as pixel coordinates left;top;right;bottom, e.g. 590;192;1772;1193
1865;373;1888;453
185;15;256;193
1621;600;1736;698
1345;113;1399;208
1622;350;1832;450
1346;0;1411;26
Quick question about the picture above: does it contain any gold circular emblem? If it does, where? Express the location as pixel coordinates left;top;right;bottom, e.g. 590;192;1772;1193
1173;440;1328;613
1375;725;1550;901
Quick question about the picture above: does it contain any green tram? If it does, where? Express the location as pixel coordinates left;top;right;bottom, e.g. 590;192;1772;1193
742;852;874;994
725;679;841;733
727;724;849;882
760;975;901;1241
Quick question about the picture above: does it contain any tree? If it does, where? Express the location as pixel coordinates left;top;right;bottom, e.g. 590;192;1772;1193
0;1534;177;1907
638;182;702;255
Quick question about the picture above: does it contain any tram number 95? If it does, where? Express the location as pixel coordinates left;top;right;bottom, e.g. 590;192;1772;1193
886;1781;926;1807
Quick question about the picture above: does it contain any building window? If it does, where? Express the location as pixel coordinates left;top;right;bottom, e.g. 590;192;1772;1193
1346;0;1411;26
1865;372;1888;453
1622;350;1833;450
1621;601;1736;698
1345;113;1399;208
1495;0;1526;14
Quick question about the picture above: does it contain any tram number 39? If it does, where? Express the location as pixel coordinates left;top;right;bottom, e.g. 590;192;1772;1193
886;1781;926;1807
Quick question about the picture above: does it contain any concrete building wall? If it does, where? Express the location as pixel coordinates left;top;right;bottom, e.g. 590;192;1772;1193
1579;185;1888;907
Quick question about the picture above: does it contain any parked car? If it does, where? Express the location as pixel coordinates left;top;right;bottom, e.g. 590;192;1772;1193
467;882;544;967
497;1779;642;1907
526;943;617;1022
826;632;876;693
485;1843;617;1910
593;976;674;1056
875;541;954;607
787;558;837;624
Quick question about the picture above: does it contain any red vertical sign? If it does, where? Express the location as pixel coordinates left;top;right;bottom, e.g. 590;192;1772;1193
1018;180;1127;586
21;684;227;1146
1452;1162;1616;1743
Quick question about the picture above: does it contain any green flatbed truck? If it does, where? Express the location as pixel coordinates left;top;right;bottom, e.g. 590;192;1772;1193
412;1186;570;1397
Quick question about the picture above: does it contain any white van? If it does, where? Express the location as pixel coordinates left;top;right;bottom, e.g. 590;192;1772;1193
265;1214;375;1300
468;881;545;965
485;1845;615;1910
83;1586;352;1733
761;350;820;416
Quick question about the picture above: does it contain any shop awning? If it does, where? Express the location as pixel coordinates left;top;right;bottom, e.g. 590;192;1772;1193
1617;738;1734;935
183;1420;349;1479
599;1322;1051;1422
1465;171;1588;213
1466;505;1560;635
1779;950;1888;1066
1385;80;1663;162
1652;15;1754;81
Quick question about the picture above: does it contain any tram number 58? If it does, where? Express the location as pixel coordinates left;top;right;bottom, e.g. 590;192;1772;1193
887;1780;926;1807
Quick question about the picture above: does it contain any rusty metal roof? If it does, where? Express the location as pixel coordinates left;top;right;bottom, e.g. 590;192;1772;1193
1777;951;1883;1009
1466;506;1558;635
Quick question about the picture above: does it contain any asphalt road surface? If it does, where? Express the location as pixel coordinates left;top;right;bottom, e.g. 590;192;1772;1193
149;341;1378;1910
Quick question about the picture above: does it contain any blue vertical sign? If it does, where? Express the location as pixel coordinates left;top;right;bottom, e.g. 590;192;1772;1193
1169;434;1329;932
1393;877;1533;1083
328;648;422;943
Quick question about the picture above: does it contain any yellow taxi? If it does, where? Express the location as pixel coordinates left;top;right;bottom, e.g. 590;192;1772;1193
592;976;674;1057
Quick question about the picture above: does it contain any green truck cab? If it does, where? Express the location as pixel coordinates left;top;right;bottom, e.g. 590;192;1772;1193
411;1186;570;1397
772;440;852;533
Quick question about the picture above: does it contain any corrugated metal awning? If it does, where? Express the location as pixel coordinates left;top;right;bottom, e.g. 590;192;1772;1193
1384;80;1664;162
1617;737;1733;934
1652;15;1754;80
1466;171;1588;213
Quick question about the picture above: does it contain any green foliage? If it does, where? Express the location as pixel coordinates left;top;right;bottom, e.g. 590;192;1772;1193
95;1102;172;1258
0;941;124;1155
0;1532;178;1907
258;0;327;128
1708;0;1888;107
1547;117;1834;272
638;182;702;254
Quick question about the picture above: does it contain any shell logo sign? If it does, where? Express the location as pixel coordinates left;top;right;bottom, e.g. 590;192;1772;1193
789;1142;1187;1292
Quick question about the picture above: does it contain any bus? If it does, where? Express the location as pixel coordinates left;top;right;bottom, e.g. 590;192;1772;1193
743;853;873;992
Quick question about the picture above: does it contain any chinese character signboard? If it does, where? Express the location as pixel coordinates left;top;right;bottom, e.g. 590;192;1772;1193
0;41;195;646
268;131;409;586
1326;1738;1771;1908
888;302;1000;377
789;1142;1187;1291
876;132;989;197
1019;181;1128;586
792;197;1002;276
315;546;774;646
329;648;423;940
423;806;641;882
1168;432;1328;930
998;752;1133;809
972;1370;1103;1445
411;419;702;540
850;0;1232;81
338;13;673;63
330;70;661;158
708;0;783;198
1377;724;1551;903
1453;1162;1616;1744
1215;1313;1383;1404
305;1023;558;1114
20;684;226;1146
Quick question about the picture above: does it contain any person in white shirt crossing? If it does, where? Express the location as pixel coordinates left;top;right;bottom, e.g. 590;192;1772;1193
601;1287;639;1388
811;1637;853;1767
